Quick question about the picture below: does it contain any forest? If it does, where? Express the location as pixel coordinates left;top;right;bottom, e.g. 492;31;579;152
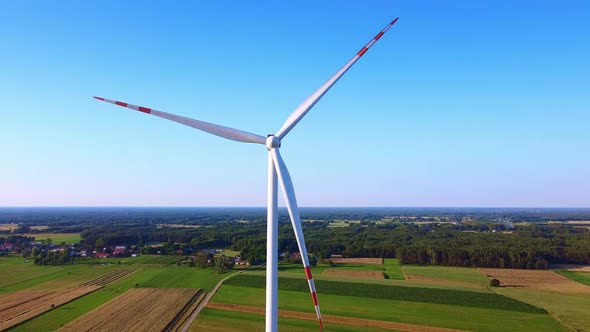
75;221;590;269
2;208;590;269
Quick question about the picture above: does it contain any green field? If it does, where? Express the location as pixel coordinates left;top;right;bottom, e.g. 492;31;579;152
555;270;590;286
383;258;404;279
26;233;81;244
192;307;397;332
225;274;545;313
211;285;566;332
493;287;590;332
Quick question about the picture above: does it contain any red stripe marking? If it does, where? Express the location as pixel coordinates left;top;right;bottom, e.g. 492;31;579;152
374;31;384;41
319;319;324;331
115;101;128;107
391;17;399;25
138;106;152;114
304;266;313;280
358;47;368;57
311;291;319;306
93;96;105;101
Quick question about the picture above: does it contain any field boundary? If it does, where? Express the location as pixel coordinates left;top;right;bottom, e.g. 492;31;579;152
207;302;469;332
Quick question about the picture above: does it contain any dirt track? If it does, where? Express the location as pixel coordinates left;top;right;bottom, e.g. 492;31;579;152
479;268;590;294
207;302;468;332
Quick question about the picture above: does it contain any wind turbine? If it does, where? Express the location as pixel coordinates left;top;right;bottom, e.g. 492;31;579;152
95;17;398;332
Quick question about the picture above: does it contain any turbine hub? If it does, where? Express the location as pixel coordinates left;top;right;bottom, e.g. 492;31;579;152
266;135;281;150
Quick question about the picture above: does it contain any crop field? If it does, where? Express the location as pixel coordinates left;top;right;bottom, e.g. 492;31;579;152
383;259;404;280
554;270;590;287
209;285;566;332
328;257;383;264
225;274;544;313
192;307;397;332
323;270;384;279
5;258;227;332
402;265;489;285
493;287;590;332
0;286;101;330
25;233;81;244
59;288;205;332
480;268;590;293
207;302;465;332
79;269;137;286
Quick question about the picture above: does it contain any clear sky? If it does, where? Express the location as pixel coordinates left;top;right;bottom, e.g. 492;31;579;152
1;1;589;207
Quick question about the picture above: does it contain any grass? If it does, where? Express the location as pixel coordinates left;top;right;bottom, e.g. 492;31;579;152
139;266;225;290
26;233;81;244
555;270;590;286
383;259;404;280
493;287;590;332
213;285;567;332
402;265;490;285
225;274;545;313
193;307;397;332
218;249;241;257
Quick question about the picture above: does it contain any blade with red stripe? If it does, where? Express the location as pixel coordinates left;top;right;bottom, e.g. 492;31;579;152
275;17;399;140
271;149;324;330
93;96;267;145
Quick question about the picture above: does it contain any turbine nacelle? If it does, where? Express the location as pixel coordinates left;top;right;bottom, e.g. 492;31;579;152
266;135;281;150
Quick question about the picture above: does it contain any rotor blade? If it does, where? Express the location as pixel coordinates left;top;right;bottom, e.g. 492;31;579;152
93;96;267;145
275;17;399;140
270;148;323;331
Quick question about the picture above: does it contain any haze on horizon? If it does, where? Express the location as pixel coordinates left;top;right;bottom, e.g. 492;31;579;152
1;1;589;208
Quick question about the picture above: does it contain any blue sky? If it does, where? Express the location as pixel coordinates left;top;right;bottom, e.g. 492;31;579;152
1;1;589;207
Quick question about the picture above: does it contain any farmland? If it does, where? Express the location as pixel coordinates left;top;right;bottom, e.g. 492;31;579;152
25;233;81;244
59;288;206;332
0;254;229;332
0;254;586;331
480;268;590;293
0;286;101;330
206;285;566;331
555;270;590;286
193;258;583;331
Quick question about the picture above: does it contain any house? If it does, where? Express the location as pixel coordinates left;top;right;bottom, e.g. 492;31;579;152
0;243;15;251
235;259;250;266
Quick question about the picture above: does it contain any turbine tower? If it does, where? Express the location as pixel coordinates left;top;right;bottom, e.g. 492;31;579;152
95;17;398;332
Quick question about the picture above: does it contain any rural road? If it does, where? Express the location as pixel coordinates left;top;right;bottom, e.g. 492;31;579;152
180;265;262;332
